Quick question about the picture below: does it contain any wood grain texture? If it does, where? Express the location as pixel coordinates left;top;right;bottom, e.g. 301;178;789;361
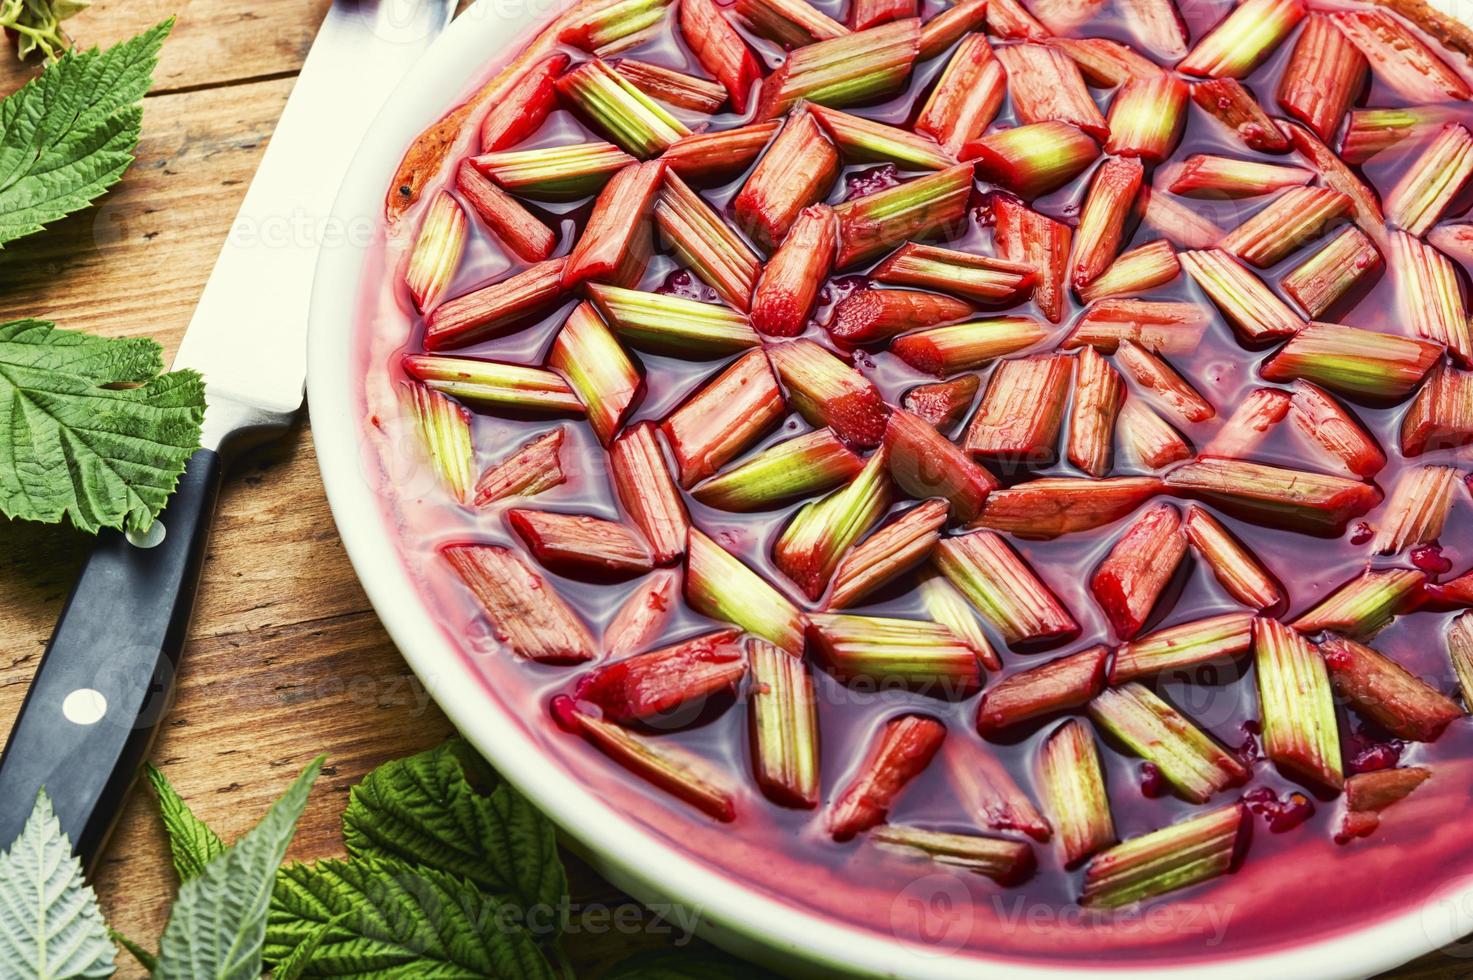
0;2;1460;977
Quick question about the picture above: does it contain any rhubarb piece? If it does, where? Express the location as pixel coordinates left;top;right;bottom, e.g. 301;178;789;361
961;354;1072;463
883;409;998;522
1220;187;1351;268
556;699;735;820
759;19;921;119
964;121;1100;199
1259;321;1440;400
975;646;1107;734
992;194;1071;323
774;449;891;600
903;376;979;432
561;0;673;54
1387;124;1473;236
810;104;954;169
935;531;1079;646
474;142;636;200
829;288;974;348
1077;241;1179;305
1068;345;1124;478
614;59;728;113
891;316;1047;376
692;428;864;510
1089;683;1249;802
443;544;595;663
1401;363;1473;456
587;282;759;358
733;106;841;248
1026;0;1104;33
973;477;1164;538
576;628;744;728
1189;78;1290;153
424;257;570;351
1106;74;1188;162
1340;767;1432;841
1449;612;1473;707
563;160;665;289
994;43;1108;140
604;572;678;659
1288;380;1386;478
918;572;1001;671
1390;231;1470;366
1062;299;1209;354
1344;106;1461;165
476;53;568;152
917;0;989;58
914;35;1005;156
1118;399;1192;469
686;528;806;653
1039;720;1116;867
1111;610;1256;683
1330;8;1471;103
405;191;466;312
403;383;474;504
750;205;837;339
656;171;763;312
1280;227;1381;320
1282;121;1387;242
1292;568;1426;639
1183;506;1284;612
734;0;848;48
1049;37;1161;87
1434;573;1473;610
681;0;763;113
1371;465;1460;555
1178;249;1304;343
609;422;689;564
1321;635;1462;742
556;59;690;158
943;739;1050;841
809;612;982;695
473;428;567;507
1118;0;1186;58
1253;617;1342;789
662;121;781;180
1203;387;1291;459
1276;14;1367;142
1167;155;1313;198
833;163;974;267
767;339;889;447
828;714;945;840
829;499;949;608
507;508;653;581
663;349;785;486
1080;804;1245;908
403;354;584;416
871;826;1035;884
1072;158;1143;291
1138;187;1224;249
987;0;1050;39
455;162;556;263
1177;0;1304;78
1165;458;1381;535
547;303;642;447
749;639;821;808
1115;341;1214;424
1091;503;1187;639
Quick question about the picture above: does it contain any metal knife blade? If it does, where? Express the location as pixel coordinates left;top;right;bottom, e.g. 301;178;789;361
174;0;454;430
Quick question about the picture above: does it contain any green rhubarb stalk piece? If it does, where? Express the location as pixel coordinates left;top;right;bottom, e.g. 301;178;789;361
1320;635;1464;742
832;163;975;267
556;58;690;158
403;383;474;505
1280;227;1382;320
1341;106;1458;165
808;612;984;696
1182;505;1284;611
872;243;1037;307
472;141;636;200
1067;344;1124;478
1260;321;1441;401
748;639;822;808
1105;73;1188;162
828;499;949;609
402;354;585;416
1038;719;1116;867
405;191;467;312
972;477;1164;538
1177;0;1304;78
934;530;1079;646
1163;457;1382;536
546;302;643;447
871;826;1035;884
559;0;674;54
1390;230;1471;366
758;19;921;119
472;427;567;507
586;282;760;358
1111;611;1255;683
890;316;1045;377
918;571;1001;671
964;121;1101;200
809;103;954;169
1078;240;1180;305
1080;804;1246;908
685;528;806;653
1370;464;1461;555
692;428;863;510
1089;683;1249;803
773;449;892;600
1292;568;1426;640
1253;617;1342;789
1178;248;1304;343
766;338;889;447
656;170;764;312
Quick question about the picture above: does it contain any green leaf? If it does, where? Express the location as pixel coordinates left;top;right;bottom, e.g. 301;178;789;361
0;318;206;533
266;855;556;978
154;756;324;980
0;790;115;979
146;763;227;883
0;18;171;243
341;740;565;930
271;912;347;980
110;929;157;972
603;947;779;979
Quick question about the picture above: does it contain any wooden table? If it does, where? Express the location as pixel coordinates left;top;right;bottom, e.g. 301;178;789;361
0;2;1460;977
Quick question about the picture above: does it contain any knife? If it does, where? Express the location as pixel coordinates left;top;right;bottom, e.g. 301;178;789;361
0;0;455;869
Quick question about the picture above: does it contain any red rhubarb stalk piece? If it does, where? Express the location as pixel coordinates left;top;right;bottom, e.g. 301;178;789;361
1280;227;1382;320
1370;464;1461;556
573;628;747;725
975;646;1108;736
973;477;1164;538
734;0;848;48
828;499;950;609
944;737;1052;841
766;338;889;447
1063;299;1209;354
1288;380;1386;478
662;122;782;180
1189;78;1290;153
1115;340;1215;424
918;0;989;58
828;714;946;840
1282;120;1387;244
1164;457;1382;536
1119;0;1186;59
964;121;1100;200
614;59;728;114
681;0;763;113
455;162;556;263
829;288;974;348
1340;768;1431;842
992;194;1071;323
1067;345;1124;478
1277;14;1367;142
1138;187;1224;249
1219;186;1351;268
1386;123;1473;237
444;544;595;663
1091;502;1188;639
474;427;567;507
995;43;1108;140
987;0;1050;39
604;570;680;658
1038;719;1116;867
1320;635;1464;742
1401;363;1473;457
1330;8;1472;103
1202;387;1291;459
662;349;786;486
850;0;917;32
1390;230;1470;366
1343;106;1459;165
1118;398;1192;469
914;35;1005;156
961;354;1073;464
562;159;666;288
1178;249;1304;343
751;204;837;337
559;0;674;55
426;258;568;351
609;422;690;564
1049;37;1160;87
656;170;763;312
733;105;841;249
1072;157;1144;291
506;508;653;581
1167;155;1314;198
902;376;979;432
884;408;998;523
480;53;569;152
1183;505;1285;612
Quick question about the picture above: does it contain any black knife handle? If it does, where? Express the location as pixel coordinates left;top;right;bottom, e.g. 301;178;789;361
0;447;223;869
